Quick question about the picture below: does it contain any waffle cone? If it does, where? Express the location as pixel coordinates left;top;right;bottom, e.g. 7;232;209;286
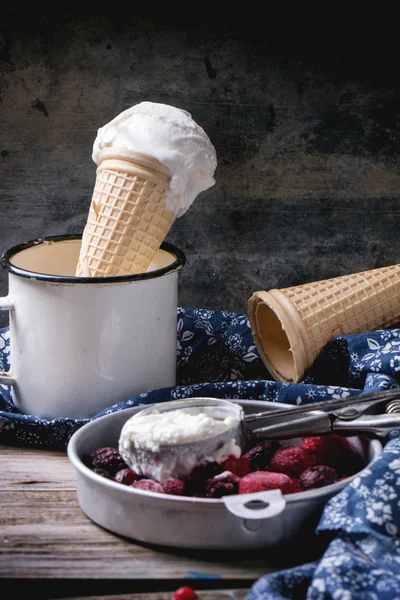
248;264;400;383
76;149;175;277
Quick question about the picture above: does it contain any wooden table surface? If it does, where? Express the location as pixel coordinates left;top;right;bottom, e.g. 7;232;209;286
0;445;330;599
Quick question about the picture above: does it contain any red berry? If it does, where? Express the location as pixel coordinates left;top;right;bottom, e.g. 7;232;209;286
185;460;223;496
268;445;315;477
206;471;240;498
172;586;198;600
302;435;365;476
92;467;113;479
132;479;163;493
89;446;128;475
299;465;339;490
221;456;250;477
290;477;301;493
242;440;281;471
114;468;138;485
302;435;346;463
239;471;294;494
162;478;187;496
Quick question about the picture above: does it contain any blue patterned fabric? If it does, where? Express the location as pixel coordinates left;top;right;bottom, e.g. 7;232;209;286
1;307;400;598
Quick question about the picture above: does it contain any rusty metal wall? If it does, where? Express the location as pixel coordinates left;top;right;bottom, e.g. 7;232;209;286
1;8;399;324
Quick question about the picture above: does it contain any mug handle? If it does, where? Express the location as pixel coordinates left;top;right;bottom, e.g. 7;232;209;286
0;296;15;385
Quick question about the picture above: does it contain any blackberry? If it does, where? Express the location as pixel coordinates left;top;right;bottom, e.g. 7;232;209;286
206;471;240;498
90;446;128;475
299;465;338;490
185;460;223;496
243;440;281;471
92;467;113;479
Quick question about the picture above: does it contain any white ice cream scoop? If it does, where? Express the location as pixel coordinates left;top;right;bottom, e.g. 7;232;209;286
118;398;244;482
92;101;217;218
118;389;400;482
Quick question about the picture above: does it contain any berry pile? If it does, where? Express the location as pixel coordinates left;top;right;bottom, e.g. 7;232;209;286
83;433;365;498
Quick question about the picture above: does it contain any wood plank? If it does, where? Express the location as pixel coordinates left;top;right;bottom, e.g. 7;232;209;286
0;583;252;600
0;446;76;489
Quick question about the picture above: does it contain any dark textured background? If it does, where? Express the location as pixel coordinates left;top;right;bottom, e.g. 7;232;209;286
1;7;399;327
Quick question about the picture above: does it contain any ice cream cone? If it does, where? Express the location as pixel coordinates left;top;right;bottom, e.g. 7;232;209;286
76;149;175;277
248;264;400;383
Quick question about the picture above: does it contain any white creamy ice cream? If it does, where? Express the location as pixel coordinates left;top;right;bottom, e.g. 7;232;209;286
92;101;217;218
118;407;241;482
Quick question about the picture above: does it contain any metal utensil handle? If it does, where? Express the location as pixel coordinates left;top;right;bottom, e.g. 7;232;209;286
250;411;333;441
244;387;400;425
333;413;400;437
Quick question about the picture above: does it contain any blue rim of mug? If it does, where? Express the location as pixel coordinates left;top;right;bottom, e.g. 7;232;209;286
0;234;186;283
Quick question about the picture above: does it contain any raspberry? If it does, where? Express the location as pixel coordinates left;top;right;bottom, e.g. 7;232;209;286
242;441;281;471
290;477;301;493
172;587;198;600
302;435;365;476
114;468;138;485
89;446;128;475
132;479;164;493
206;471;240;498
221;456;250;477
239;471;294;494
299;465;339;490
162;478;187;496
185;460;223;496
268;445;315;477
92;467;113;479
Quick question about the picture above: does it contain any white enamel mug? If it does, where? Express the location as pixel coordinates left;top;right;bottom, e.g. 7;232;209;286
0;235;185;420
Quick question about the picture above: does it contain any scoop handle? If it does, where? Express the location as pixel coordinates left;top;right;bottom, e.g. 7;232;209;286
332;413;400;437
248;411;332;441
243;387;400;425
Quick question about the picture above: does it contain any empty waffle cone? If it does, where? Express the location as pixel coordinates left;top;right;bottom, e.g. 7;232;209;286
76;149;175;277
248;264;400;383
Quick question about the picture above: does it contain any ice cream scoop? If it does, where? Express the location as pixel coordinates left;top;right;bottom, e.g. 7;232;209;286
117;397;304;482
118;398;242;482
118;388;400;482
76;101;216;277
92;101;217;218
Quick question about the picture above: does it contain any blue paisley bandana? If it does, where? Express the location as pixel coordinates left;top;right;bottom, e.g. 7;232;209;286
1;306;400;599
